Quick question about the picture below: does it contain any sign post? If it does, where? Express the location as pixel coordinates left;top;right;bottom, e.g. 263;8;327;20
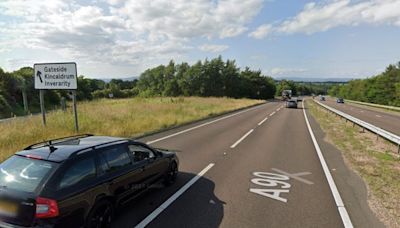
72;90;79;132
39;90;46;126
34;62;78;132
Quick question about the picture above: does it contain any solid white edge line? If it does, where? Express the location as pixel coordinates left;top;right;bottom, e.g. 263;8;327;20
230;129;254;148
257;117;268;126
135;163;215;228
302;101;353;228
146;103;266;144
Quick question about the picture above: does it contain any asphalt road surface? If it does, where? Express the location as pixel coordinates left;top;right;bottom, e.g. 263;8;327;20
111;100;383;228
322;97;400;136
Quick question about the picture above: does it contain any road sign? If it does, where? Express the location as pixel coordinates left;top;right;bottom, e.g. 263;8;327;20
33;62;79;132
34;62;77;90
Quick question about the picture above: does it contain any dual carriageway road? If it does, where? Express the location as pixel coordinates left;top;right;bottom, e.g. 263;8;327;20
111;99;387;228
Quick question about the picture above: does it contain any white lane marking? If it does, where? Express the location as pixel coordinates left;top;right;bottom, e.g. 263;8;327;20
230;129;254;148
276;108;280;111
146;103;266;144
135;163;215;228
376;115;382;118
269;111;276;117
360;110;364;113
257;116;268;126
302;102;353;228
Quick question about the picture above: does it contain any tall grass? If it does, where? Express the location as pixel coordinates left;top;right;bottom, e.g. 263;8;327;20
0;97;263;161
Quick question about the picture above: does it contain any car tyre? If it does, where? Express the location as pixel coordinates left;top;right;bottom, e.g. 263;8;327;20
85;200;114;228
164;162;178;186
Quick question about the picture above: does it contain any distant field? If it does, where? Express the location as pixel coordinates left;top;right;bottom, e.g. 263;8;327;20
0;97;263;161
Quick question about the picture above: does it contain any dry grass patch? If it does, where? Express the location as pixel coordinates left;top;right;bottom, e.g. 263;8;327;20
307;100;400;227
0;97;263;162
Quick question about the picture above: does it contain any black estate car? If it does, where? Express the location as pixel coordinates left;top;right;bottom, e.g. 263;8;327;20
0;134;179;228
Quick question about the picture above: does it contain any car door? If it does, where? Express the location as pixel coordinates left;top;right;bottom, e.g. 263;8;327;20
96;144;145;205
127;143;169;186
50;152;100;227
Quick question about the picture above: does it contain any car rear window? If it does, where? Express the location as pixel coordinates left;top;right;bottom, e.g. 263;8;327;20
0;155;56;193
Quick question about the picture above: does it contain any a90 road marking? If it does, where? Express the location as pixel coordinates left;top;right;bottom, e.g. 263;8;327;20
249;169;313;203
250;172;291;203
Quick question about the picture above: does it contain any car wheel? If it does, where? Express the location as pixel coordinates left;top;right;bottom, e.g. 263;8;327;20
86;200;114;228
164;162;178;186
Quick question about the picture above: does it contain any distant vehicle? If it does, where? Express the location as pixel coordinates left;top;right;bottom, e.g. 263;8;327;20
336;98;344;103
296;97;303;102
282;90;292;101
0;134;179;228
319;96;326;101
286;99;298;108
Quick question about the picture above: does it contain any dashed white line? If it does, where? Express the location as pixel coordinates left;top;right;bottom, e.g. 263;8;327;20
269;111;276;117
302;102;353;228
230;129;254;148
135;163;215;228
376;115;382;118
146;103;266;144
257;116;268;126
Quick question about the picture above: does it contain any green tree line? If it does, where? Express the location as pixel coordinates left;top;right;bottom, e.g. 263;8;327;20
135;57;276;99
328;62;400;106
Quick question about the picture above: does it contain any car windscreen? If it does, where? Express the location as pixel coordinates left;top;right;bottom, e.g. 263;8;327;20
0;155;56;193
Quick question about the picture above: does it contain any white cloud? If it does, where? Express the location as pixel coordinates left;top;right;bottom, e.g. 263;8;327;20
199;44;229;53
249;24;272;39
0;0;264;76
249;0;400;38
111;0;263;39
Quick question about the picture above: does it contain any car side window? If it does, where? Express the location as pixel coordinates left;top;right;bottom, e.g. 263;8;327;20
128;144;155;162
59;157;96;189
99;145;131;173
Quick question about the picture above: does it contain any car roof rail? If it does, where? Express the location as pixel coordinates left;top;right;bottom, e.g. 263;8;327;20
24;134;94;150
69;139;128;157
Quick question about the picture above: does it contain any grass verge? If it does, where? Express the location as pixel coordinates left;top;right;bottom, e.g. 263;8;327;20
0;97;263;162
307;100;400;227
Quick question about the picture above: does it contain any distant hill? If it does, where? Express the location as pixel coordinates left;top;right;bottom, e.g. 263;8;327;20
97;76;138;82
274;77;354;82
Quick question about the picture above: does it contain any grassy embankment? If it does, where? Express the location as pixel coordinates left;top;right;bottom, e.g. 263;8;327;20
0;97;263;162
307;100;400;227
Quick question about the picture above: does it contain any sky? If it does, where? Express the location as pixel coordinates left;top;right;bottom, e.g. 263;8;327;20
0;0;400;79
